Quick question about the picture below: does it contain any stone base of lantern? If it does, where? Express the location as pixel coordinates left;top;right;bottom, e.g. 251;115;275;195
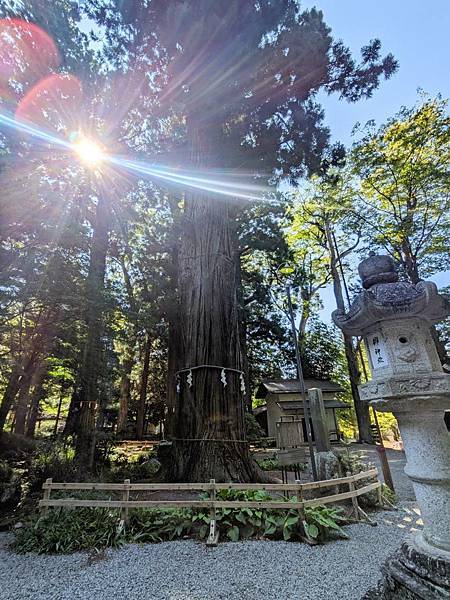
364;536;450;599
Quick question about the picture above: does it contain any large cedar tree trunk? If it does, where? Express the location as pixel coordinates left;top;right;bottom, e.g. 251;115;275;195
167;122;262;482
75;197;109;469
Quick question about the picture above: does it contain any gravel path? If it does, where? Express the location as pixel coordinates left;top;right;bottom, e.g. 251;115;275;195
0;504;423;600
356;446;415;502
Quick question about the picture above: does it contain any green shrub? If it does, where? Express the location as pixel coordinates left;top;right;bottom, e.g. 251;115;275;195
380;484;397;505
0;460;22;512
12;508;128;554
12;490;350;553
256;456;281;471
196;489;349;542
245;412;266;442
303;506;348;542
337;448;368;476
109;457;161;482
129;508;193;542
27;441;79;492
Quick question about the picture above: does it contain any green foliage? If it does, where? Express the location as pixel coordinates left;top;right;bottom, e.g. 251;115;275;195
27;441;79;492
351;95;450;281
375;413;400;440
106;446;161;482
0;460;13;485
300;319;346;381
245;412;266;442
129;508;193;543
256;456;281;471
109;458;161;482
0;460;22;511
381;484;397;506
13;492;351;553
337;448;367;476
304;506;348;542
12;509;128;554
195;489;348;543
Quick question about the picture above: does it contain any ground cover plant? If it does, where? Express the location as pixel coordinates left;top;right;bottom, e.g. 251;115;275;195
12;491;350;554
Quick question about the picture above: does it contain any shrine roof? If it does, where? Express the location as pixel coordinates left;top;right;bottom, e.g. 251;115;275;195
255;378;344;399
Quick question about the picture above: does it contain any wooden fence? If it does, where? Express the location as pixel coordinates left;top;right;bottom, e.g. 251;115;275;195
40;468;382;545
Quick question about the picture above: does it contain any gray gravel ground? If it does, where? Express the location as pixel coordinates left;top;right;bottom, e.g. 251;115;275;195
0;503;423;600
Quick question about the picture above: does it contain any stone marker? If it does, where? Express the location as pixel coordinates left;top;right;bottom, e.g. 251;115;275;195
309;388;340;482
308;387;331;453
333;253;450;598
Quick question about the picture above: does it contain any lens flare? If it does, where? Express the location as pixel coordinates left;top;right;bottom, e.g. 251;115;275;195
0;110;269;201
73;137;105;166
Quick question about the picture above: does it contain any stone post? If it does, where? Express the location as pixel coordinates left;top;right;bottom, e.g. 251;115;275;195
308;387;330;453
309;388;340;481
333;253;450;598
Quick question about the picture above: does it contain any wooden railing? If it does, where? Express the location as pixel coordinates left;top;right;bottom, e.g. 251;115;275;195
40;468;382;545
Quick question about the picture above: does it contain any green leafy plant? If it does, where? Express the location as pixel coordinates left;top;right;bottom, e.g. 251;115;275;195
303;506;348;542
129;508;193;542
12;490;351;553
27;441;79;492
245;413;266;442
256;457;281;471
381;484;397;506
12;508;128;554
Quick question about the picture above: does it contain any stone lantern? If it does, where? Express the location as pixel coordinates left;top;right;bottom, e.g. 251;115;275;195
332;253;450;598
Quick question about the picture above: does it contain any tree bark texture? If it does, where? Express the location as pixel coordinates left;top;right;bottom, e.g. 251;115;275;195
0;362;23;434
117;350;133;436
167;122;263;482
75;196;109;469
25;363;48;437
136;332;151;439
14;366;35;435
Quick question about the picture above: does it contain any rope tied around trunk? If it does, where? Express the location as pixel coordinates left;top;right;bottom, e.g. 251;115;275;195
175;364;246;395
168;437;249;444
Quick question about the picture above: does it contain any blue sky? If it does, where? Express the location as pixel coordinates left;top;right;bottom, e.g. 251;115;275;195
301;0;450;320
304;0;450;145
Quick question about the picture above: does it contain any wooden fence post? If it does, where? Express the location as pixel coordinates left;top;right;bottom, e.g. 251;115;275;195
121;479;130;523
348;474;360;520
206;478;219;546
42;478;52;515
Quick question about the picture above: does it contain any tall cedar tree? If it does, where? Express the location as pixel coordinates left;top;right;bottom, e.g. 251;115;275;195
84;0;398;480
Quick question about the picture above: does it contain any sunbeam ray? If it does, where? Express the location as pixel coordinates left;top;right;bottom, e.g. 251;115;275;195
0;111;270;202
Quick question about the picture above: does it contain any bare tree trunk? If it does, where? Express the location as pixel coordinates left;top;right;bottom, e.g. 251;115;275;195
117;350;133;436
325;220;372;443
0;362;22;434
26;363;48;437
75;196;109;469
63;385;80;436
14;367;35;435
167;121;263;482
136;332;151;439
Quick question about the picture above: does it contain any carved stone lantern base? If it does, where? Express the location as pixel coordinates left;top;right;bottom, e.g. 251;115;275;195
364;537;450;599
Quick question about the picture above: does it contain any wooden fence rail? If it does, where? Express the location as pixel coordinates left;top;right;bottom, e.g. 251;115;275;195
39;468;383;545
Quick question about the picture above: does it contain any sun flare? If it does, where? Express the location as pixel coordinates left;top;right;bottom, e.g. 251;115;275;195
73;137;104;166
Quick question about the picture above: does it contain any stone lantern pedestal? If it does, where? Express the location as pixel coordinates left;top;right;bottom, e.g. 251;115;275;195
332;254;450;599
